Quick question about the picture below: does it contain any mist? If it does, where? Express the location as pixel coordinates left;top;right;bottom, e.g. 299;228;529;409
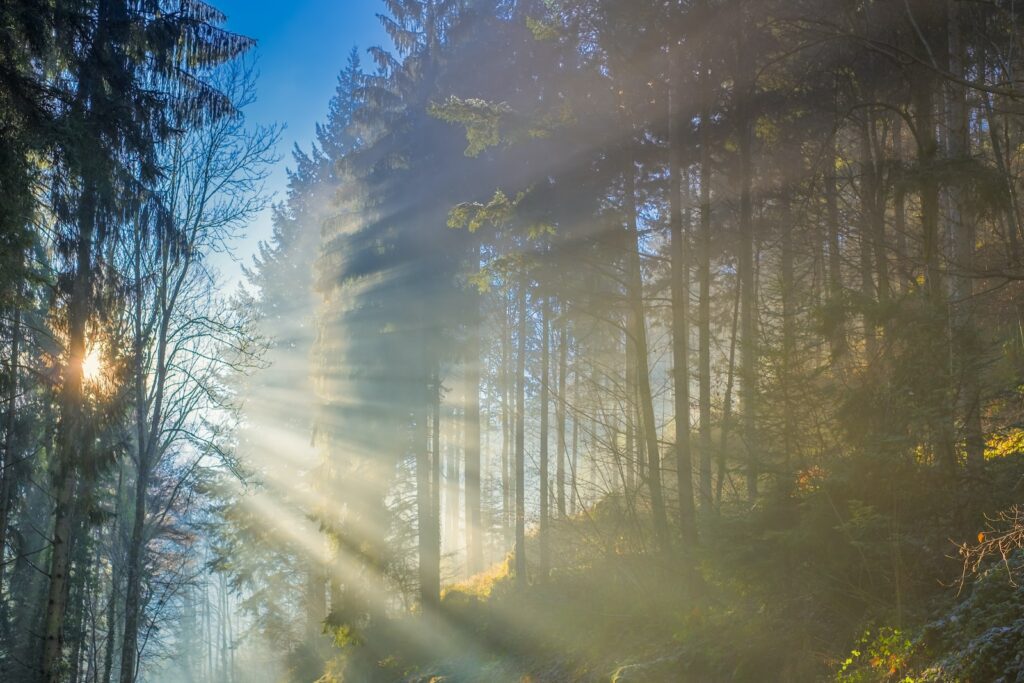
3;1;1024;682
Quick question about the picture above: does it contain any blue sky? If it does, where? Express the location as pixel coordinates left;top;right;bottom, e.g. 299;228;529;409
213;0;389;284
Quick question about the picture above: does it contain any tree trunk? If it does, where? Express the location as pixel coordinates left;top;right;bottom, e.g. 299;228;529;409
698;84;714;514
122;212;176;683
625;146;671;550
737;15;759;501
892;114;912;292
417;379;437;607
118;460;148;683
979;68;1021;261
444;403;459;556
219;574;229;683
430;369;442;596
539;296;550;579
514;277;527;587
859;113;888;358
625;322;638;488
670;69;698;546
556;318;568;517
947;0;983;468
826;131;846;361
500;293;511;548
859;121;879;360
780;195;797;472
68;533;89;683
464;297;483;574
570;370;579;516
0;298;21;603
868;116;891;318
42;186;96;683
913;56;958;474
102;466;124;683
718;276;742;506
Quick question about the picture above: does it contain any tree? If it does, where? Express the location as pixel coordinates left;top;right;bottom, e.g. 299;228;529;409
119;63;276;683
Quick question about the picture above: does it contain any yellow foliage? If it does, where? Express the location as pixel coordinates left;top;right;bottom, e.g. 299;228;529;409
442;556;512;601
796;465;826;493
912;444;930;465
984;428;1024;460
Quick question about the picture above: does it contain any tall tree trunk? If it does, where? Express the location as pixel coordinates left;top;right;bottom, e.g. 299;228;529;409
859;120;879;360
867;116;891;317
219;574;229;683
500;293;512;548
698;86;714;514
978;65;1021;261
624;335;636;491
670;69;698;546
539;297;550;578
102;467;123;683
556;318;568;517
88;536;101;683
121;212;175;683
430;368;442;595
42;186;96;683
118;459;148;683
913;56;957;474
625;146;671;549
68;579;85;683
465;297;483;574
718;276;742;506
570;370;579;516
514;277;527;587
736;12;759;501
417;379;437;607
203;566;211;680
826;131;846;361
892;115;912;292
67;514;91;683
860;111;891;357
204;565;212;680
227;589;235;682
780;194;797;473
947;0;983;468
636;389;646;482
444;404;459;556
0;297;21;603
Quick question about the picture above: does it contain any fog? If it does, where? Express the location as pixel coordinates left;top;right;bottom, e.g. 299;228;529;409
3;1;1024;682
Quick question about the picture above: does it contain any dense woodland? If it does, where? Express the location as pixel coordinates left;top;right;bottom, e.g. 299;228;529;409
3;0;1024;681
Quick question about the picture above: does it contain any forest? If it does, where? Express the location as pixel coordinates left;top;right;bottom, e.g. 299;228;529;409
2;0;1024;681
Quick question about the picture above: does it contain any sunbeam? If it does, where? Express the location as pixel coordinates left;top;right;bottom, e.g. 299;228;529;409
4;1;1024;682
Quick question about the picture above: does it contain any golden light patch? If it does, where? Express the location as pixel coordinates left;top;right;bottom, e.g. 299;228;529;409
82;346;103;383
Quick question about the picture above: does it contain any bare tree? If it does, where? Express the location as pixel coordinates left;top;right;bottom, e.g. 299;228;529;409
119;63;278;683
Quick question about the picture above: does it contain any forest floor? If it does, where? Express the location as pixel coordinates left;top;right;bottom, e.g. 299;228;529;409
375;489;1024;683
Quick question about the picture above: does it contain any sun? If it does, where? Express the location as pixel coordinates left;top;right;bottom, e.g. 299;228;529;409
82;346;103;383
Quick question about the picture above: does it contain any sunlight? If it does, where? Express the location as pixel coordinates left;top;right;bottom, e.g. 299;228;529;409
8;2;1024;682
82;345;102;383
